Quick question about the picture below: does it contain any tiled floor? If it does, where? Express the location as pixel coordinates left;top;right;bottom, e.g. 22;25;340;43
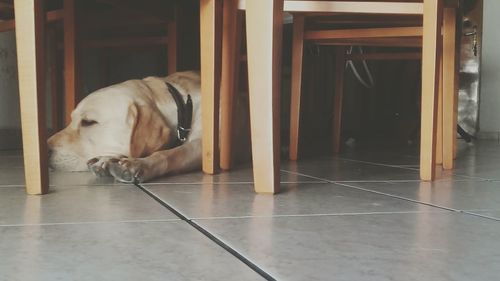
1;140;500;280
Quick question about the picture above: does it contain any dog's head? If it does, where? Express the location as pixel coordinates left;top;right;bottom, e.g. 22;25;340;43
48;82;172;171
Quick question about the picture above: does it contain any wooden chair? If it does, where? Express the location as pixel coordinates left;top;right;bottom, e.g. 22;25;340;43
2;0;179;131
60;0;180;128
201;0;456;194
11;0;181;195
288;9;459;172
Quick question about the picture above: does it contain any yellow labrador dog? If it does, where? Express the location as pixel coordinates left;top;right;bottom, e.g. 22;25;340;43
48;71;202;183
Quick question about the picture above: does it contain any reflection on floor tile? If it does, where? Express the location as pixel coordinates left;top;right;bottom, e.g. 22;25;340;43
197;213;500;281
0;221;262;281
147;165;323;184
0;168;122;187
49;171;120;187
144;182;440;219
0;185;178;225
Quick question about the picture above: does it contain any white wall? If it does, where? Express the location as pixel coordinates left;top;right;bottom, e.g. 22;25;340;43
479;1;500;135
0;31;20;129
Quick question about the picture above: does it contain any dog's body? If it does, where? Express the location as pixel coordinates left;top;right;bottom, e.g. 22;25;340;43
48;71;202;183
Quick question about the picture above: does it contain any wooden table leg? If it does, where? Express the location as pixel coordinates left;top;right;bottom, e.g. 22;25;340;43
436;58;443;165
333;46;346;155
220;0;242;170
49;28;62;132
63;0;78;125
442;7;458;170
245;0;283;194
200;0;222;174
289;14;304;161
14;0;49;195
420;0;443;181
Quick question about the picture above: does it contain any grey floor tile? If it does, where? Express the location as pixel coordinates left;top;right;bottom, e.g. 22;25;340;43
147;165;322;184
0;169;123;187
338;146;420;166
196;213;500;281
451;141;500;180
49;171;120;186
0;185;177;225
346;180;500;215
144;182;441;219
453;159;500;180
281;158;423;181
0;221;262;281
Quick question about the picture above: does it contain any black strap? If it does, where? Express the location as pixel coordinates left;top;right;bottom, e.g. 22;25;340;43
166;82;193;144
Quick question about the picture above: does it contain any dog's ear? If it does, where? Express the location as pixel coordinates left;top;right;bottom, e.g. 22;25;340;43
128;103;172;158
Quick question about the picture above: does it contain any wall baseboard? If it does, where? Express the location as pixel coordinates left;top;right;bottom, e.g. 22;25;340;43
476;131;500;141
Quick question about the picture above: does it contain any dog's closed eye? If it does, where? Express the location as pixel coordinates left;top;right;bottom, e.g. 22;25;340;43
81;119;98;127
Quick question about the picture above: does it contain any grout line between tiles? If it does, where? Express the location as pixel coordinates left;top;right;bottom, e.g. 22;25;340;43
336;157;494;181
281;169;500;222
142;180;327;186
0;219;181;228
336;157;420;171
336;185;500;222
279;169;333;182
280;170;477;183
190;210;449;221
332;182;461;212
135;183;275;281
463;209;500;212
0;185;25;188
461;211;500;222
144;181;254;185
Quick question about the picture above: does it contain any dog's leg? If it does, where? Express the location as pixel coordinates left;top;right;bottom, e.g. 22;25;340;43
108;139;202;183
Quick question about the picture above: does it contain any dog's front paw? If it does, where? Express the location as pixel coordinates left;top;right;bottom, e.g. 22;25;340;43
87;156;118;177
108;158;148;184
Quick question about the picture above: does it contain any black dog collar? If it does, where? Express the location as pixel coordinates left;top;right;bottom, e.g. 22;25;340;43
166;82;193;145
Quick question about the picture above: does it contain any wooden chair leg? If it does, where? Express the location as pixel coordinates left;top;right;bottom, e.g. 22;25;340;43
443;7;458;169
220;0;242;170
420;0;443;181
63;0;78;125
49;28;61;133
452;58;459;160
167;7;177;74
289;14;305;161
245;0;283;194
333;46;345;154
200;0;222;174
436;58;443;165
14;0;49;195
